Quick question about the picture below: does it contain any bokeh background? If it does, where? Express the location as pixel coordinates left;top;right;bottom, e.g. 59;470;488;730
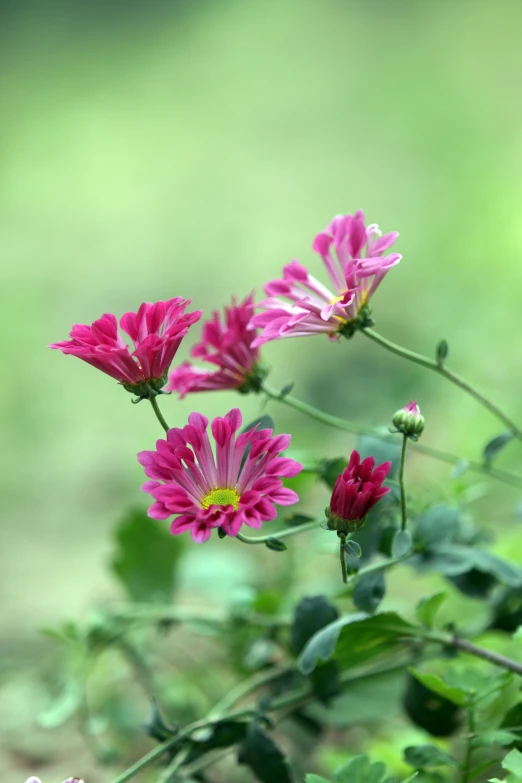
2;0;522;779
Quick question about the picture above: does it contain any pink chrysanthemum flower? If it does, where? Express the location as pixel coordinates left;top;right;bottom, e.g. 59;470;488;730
167;295;265;397
50;298;201;395
251;210;400;346
326;450;392;533
138;408;302;542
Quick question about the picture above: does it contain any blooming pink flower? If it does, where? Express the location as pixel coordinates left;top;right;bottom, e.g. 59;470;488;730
167;295;265;397
251;210;400;346
49;299;201;394
327;450;392;532
138;408;302;542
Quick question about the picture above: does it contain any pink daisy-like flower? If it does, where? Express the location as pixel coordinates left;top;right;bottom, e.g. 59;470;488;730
138;408;302;542
49;298;201;395
326;450;392;532
167;295;265;397
251;210;400;346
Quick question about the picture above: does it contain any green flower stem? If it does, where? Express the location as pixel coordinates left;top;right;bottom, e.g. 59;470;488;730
461;705;476;783
261;383;522;490
338;532;348;583
361;327;522;440
235;519;320;544
148;393;170;433
399;434;409;532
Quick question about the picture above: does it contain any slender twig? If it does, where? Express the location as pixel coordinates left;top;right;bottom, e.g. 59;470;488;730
398;435;409;532
236;519;320;544
149;394;170;433
361;328;522;440
260;382;522;489
447;635;522;676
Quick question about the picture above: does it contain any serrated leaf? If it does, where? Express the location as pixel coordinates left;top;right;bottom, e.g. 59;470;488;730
265;538;287;552
408;669;468;707
335;754;387;783
484;432;515;465
356;436;401;479
111;508;183;603
392;529;412;558
471;730;518;748
404;744;457;769
237;722;291;783
352;570;386;614
298;612;415;675
415;592;448;629
436;339;449;366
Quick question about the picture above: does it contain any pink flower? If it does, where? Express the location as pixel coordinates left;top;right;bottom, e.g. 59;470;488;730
49;299;201;394
138;408;302;542
326;450;392;532
251;210;400;346
403;400;420;415
167;295;265;397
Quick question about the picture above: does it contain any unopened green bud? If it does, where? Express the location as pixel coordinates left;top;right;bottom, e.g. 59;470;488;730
392;401;424;439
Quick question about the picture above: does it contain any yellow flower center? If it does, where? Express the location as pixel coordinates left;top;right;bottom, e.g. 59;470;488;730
201;487;240;510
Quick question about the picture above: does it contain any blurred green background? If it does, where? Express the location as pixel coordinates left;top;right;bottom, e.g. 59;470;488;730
2;0;522;779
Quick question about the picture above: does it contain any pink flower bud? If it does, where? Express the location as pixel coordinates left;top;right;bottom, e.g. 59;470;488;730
326;450;391;533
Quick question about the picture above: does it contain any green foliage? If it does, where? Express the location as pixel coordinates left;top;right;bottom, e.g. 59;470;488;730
490;749;522;782
352;570;386;613
237;720;292;783
111;508;183;603
356;435;402;479
403;672;462;737
415;592;448;629
306;754;419;783
403;744;457;769
483;432;515;465
435;339;449;367
265;537;288;552
392;529;412;558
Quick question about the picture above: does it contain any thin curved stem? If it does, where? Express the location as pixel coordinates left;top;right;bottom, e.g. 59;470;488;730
261;383;522;490
148;394;170;433
236;519;320;544
362;327;522;440
344;552;412;587
338;532;348;583
398;435;408;532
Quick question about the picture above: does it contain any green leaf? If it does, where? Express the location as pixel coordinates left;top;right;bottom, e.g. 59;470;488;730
237;722;291;783
426;545;522;585
291;596;340;655
400;775;419;783
451;459;470;479
392;529;413;558
280;382;295;398
111;508;183;603
415;591;448;629
298;612;415;675
356;435;402;479
265;538;287;552
335;754;387;783
352;570;386;613
471;730;519;749
407;669;468;707
38;679;81;728
414;505;461;549
484;432;515;465
306;776;331;783
404;744;457;769
403;672;462;737
282;512;315;527
186;720;248;764
436;339;449;366
502;749;522;777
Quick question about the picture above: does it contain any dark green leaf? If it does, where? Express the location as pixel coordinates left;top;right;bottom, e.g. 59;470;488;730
305;776;331;783
356;435;402;479
282;512;315;527
335;754;387;783
392;529;413;558
237;722;291;783
186;720;248;763
414;506;461;549
404;744;457;769
471;730;518;748
353;571;386;613
111;508;183;603
403;672;462;737
436;339;449;366
280;383;295;398
265;538;287;552
415;592;448;629
298;612;415;675
407;669;468;707
491;586;522;632
484;432;515;465
309;661;342;704
448;568;497;598
291;595;340;655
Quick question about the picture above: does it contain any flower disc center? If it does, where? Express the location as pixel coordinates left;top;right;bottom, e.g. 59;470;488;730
201;487;240;510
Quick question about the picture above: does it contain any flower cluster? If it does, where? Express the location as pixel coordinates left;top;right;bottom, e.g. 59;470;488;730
50;298;201;395
326;450;392;533
138;408;302;542
251;210;400;345
50;208;400;545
